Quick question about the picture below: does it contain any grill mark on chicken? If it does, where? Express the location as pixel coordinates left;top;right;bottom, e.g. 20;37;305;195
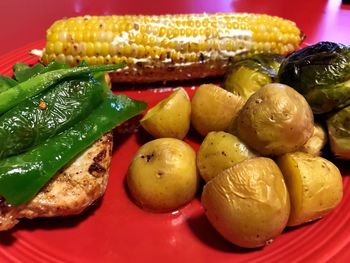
0;132;113;231
89;162;107;177
93;149;107;163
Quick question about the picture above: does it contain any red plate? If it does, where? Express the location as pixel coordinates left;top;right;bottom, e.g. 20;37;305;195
0;41;350;263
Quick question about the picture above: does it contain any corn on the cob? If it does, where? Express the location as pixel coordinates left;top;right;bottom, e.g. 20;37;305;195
42;13;304;82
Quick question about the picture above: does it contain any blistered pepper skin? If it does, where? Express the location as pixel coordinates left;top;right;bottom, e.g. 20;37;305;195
0;63;125;115
0;94;146;206
0;76;107;159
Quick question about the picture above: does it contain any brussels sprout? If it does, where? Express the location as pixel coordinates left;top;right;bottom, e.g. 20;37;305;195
278;42;350;114
327;105;350;159
224;54;284;100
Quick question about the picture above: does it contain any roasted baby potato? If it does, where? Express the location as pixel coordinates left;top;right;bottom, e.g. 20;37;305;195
191;84;244;137
299;123;327;156
277;152;343;226
140;88;191;139
202;157;290;248
236;83;314;156
127;138;198;212
197;131;257;182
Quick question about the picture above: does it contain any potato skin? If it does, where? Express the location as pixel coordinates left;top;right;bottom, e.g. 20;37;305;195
236;83;314;156
299;123;327;156
140;88;191;139
201;157;290;248
276;152;343;226
127;138;198;212
191;84;244;137
197;131;257;182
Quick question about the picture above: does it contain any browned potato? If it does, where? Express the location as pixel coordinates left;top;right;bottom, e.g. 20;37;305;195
236;83;314;156
191;84;244;137
140;88;191;139
277;152;343;226
202;157;290;248
127;138;198;212
197;131;257;182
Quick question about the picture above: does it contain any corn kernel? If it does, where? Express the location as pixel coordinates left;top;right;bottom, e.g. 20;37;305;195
56;53;66;64
54;42;63;54
95;42;102;55
96;55;105;64
137;45;146;57
86;42;95;56
46;42;55;54
159;27;166;37
101;42;109;56
123;44;132;56
134;33;143;44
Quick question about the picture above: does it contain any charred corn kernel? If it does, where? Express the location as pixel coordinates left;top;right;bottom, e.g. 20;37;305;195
42;13;304;82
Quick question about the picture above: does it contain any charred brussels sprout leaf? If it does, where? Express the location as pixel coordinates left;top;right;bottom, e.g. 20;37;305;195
278;41;350;114
327;105;350;159
224;54;284;100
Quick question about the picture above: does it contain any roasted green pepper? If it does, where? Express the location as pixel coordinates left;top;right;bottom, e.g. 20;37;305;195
13;63;45;82
0;75;17;93
0;75;107;159
12;62;30;72
0;63;124;115
13;61;69;83
0;93;146;206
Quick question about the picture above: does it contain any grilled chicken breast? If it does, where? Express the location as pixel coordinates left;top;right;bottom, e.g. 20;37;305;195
0;132;113;231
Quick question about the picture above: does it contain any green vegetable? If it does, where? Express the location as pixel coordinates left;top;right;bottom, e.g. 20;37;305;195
0;61;64;94
13;63;45;82
0;93;147;206
12;62;30;74
327;105;350;159
40;61;70;72
224;54;283;100
278;41;350;114
13;61;69;83
0;75;107;159
0;75;17;93
0;63;125;115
